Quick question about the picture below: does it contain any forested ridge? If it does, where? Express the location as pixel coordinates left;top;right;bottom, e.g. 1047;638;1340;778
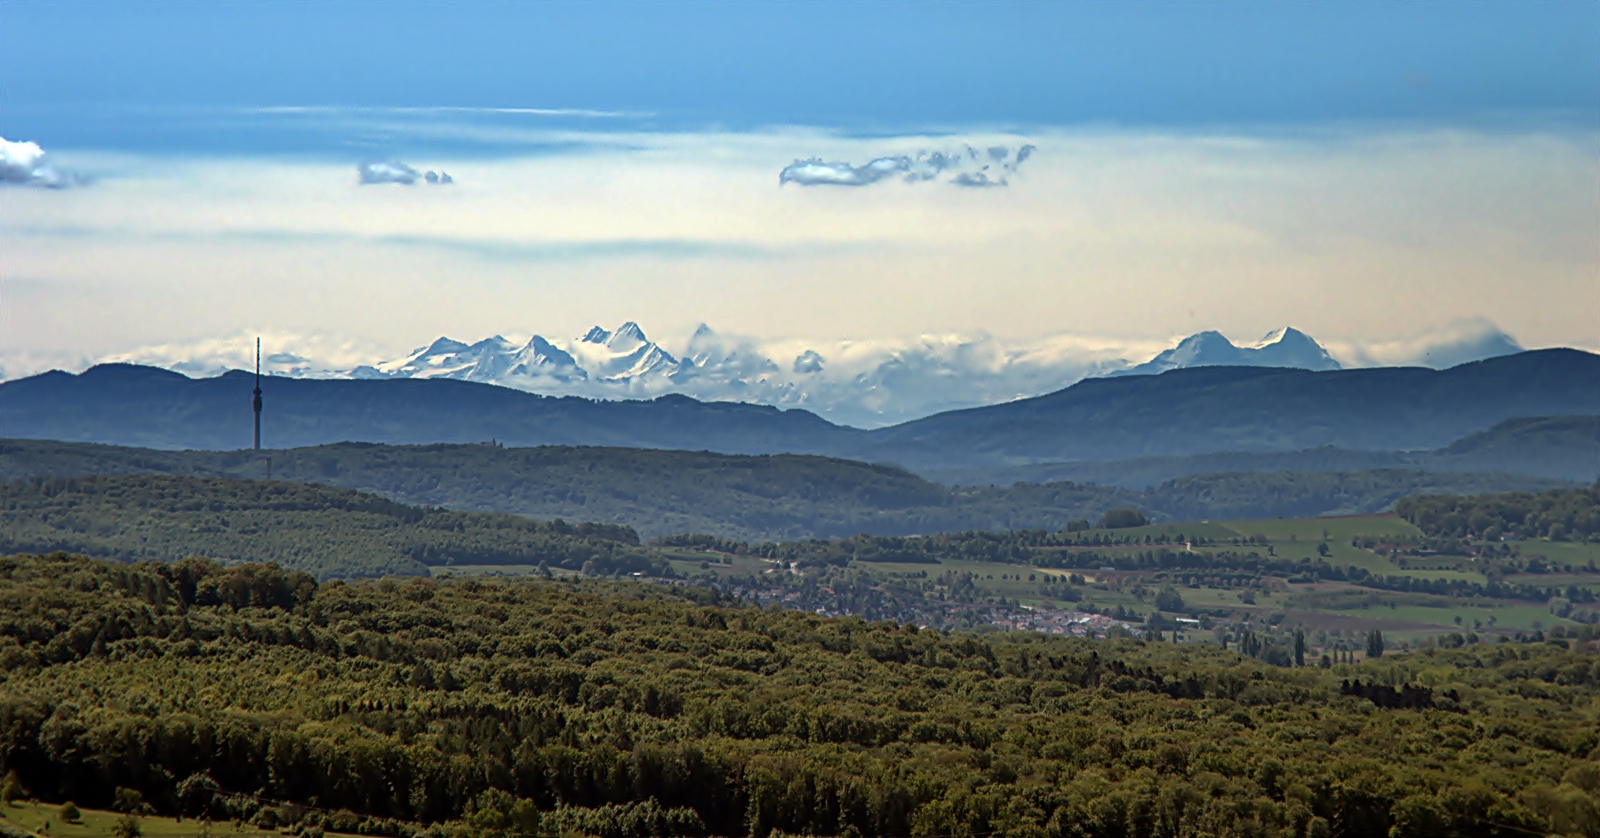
0;476;658;580
1398;482;1600;542
2;553;1599;838
930;415;1600;488
0;441;1569;541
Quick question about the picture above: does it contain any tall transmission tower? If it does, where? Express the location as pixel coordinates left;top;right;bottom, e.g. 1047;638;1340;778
253;338;263;451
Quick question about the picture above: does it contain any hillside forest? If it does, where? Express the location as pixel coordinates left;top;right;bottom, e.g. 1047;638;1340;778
2;552;1600;838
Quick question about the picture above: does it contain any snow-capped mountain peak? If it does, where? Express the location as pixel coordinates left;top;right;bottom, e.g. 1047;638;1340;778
507;336;585;381
564;323;679;383
606;321;651;351
1248;326;1340;370
424;337;469;355
1115;327;1341;376
1251;326;1295;347
365;323;1343;416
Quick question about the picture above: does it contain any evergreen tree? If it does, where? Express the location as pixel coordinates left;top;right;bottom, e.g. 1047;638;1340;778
1366;629;1384;659
1293;628;1306;667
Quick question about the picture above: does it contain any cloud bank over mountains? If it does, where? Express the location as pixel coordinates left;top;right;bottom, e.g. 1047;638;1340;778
82;320;1535;428
1322;318;1524;371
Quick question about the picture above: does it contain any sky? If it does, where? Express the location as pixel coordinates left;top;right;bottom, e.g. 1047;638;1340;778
2;0;1598;394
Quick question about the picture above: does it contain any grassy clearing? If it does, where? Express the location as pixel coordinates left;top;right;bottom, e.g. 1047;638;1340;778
663;553;777;578
1514;539;1600;568
1217;514;1419;542
1330;602;1565;634
1503;573;1600;589
0;802;281;838
1210;515;1422;574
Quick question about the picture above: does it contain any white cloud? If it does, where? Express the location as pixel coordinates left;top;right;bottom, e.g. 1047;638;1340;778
357;160;418;185
96;330;392;378
0;136;70;188
792;349;825;374
1325;318;1525;369
357;160;453;186
778;144;1034;187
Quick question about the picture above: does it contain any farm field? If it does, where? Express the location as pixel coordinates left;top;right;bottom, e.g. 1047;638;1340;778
1514;539;1600;569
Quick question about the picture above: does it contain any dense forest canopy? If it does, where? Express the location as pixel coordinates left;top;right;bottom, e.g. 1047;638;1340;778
1;553;1598;838
1398;482;1600;542
0;475;656;580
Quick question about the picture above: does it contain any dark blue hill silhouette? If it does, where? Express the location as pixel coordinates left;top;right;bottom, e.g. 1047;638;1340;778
865;349;1600;467
0;363;860;454
2;349;1596;469
926;416;1600;488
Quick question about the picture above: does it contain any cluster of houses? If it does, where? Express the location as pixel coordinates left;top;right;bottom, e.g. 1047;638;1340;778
987;606;1137;637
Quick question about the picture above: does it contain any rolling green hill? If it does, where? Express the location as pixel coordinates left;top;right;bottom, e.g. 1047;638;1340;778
0;441;1571;540
0;475;658;579
927;415;1600;488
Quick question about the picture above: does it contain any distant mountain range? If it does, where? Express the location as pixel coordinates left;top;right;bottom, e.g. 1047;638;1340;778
346;320;1119;427
3;348;1596;473
88;321;1526;427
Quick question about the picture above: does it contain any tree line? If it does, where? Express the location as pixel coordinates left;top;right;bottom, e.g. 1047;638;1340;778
1398;482;1600;542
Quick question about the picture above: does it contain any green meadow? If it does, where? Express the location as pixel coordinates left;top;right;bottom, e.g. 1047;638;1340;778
0;802;296;838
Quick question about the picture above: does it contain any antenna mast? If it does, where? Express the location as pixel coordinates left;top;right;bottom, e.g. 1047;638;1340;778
252;337;263;451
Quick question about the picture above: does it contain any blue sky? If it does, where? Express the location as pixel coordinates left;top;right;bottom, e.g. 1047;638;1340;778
4;1;1595;152
1;1;1597;396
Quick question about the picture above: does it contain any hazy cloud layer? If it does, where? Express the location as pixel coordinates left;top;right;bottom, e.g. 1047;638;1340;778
779;144;1035;187
96;330;391;379
0;137;69;188
1325;318;1525;370
357;160;453;186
